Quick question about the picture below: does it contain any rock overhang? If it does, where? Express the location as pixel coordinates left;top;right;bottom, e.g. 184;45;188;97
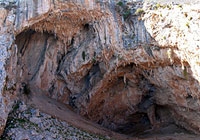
1;0;200;138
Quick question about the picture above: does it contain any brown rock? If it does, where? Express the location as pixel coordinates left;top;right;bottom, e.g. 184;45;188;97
0;0;200;139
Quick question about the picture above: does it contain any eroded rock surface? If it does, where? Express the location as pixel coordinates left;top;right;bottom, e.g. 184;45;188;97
1;0;200;139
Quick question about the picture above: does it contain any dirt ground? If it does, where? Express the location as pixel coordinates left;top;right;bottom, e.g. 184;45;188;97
21;89;200;140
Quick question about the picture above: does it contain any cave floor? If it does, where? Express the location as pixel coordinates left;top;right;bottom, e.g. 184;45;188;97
15;90;199;140
25;92;130;140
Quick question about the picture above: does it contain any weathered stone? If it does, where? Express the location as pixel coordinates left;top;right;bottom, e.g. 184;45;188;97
0;0;200;139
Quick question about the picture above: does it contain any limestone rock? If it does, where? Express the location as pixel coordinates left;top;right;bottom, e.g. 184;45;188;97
0;0;200;138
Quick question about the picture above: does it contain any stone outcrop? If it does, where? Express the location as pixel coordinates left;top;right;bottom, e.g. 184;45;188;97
0;0;200;138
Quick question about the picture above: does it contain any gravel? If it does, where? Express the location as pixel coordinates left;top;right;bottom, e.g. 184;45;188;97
1;101;109;140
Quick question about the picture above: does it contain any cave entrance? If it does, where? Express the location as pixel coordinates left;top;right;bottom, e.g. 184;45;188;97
14;29;189;138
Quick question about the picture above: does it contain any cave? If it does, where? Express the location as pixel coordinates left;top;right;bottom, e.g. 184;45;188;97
13;28;191;138
1;0;200;139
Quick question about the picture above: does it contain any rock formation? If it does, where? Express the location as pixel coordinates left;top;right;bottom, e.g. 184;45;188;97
0;0;200;139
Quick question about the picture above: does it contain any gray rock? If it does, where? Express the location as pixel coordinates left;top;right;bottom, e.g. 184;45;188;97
29;117;42;124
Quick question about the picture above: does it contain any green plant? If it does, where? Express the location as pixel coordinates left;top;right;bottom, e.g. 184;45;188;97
166;5;172;10
186;22;190;28
135;8;145;16
116;1;135;20
156;3;161;8
155;3;162;9
178;4;183;9
123;9;131;20
117;1;123;7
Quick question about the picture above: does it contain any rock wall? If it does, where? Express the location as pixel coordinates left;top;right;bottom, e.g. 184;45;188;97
0;1;16;134
0;0;200;137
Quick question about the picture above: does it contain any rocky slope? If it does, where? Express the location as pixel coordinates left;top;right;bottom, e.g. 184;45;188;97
1;101;110;140
0;0;200;139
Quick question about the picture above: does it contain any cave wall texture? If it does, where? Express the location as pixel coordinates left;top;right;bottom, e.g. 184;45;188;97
0;0;200;137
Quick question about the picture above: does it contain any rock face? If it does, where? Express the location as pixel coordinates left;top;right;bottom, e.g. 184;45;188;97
0;0;200;138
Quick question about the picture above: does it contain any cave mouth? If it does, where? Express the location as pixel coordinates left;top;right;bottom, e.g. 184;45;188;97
14;29;190;138
114;106;186;137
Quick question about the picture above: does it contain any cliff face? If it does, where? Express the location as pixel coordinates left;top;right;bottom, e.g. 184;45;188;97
0;0;200;138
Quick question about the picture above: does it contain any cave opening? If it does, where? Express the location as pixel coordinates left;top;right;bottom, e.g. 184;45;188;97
13;29;191;138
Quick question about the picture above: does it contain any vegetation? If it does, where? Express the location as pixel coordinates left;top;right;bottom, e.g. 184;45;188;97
189;17;193;21
117;1;123;7
166;5;172;10
186;22;190;28
116;1;147;20
123;9;131;20
153;3;172;10
155;3;162;9
178;4;183;9
115;1;132;20
135;8;145;16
